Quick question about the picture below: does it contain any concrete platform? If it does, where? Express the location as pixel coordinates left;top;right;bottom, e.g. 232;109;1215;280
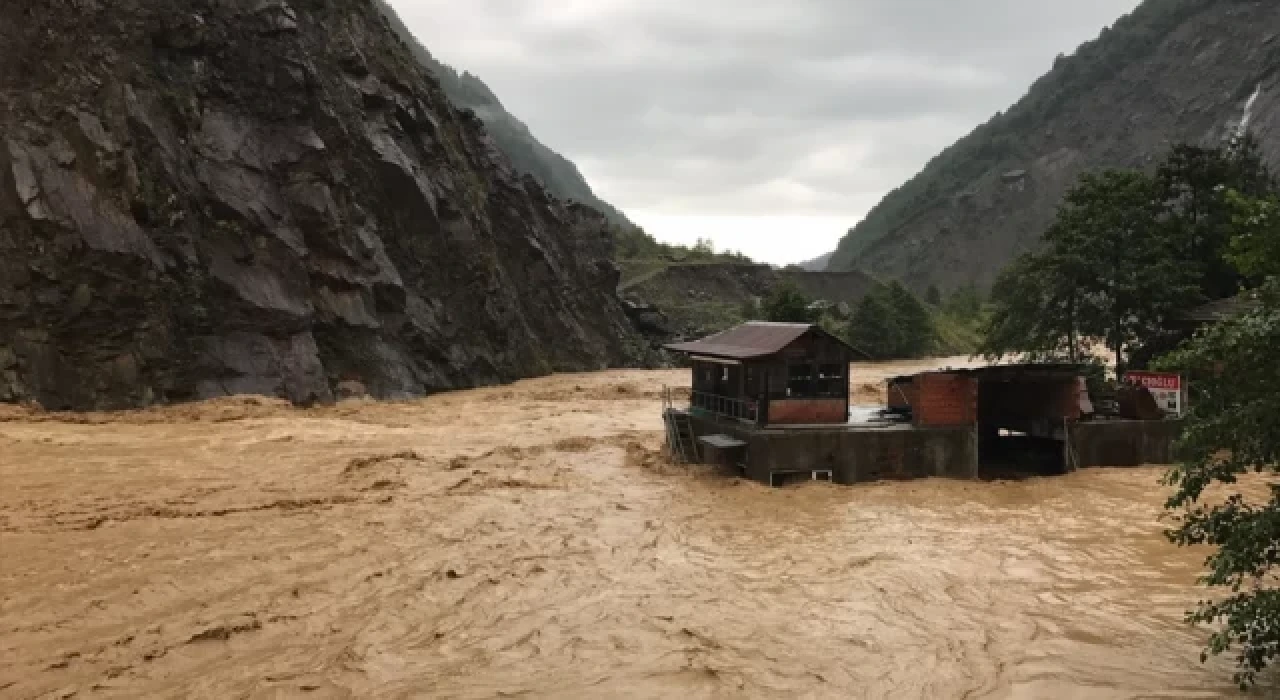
684;410;1182;487
685;411;978;485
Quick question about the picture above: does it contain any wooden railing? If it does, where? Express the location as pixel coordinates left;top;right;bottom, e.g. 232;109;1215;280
689;390;759;424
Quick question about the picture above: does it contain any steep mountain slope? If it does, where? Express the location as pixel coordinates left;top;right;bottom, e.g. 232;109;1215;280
374;0;632;228
0;0;651;410
829;0;1280;292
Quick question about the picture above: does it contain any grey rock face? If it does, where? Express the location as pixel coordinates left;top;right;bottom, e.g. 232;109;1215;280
828;0;1280;293
0;0;651;410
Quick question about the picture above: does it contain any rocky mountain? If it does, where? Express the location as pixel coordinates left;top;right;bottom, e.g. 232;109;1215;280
373;0;633;228
0;0;652;410
828;0;1280;293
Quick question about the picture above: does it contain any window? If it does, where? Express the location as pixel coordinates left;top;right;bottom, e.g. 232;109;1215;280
817;364;844;397
722;367;729;382
787;364;813;397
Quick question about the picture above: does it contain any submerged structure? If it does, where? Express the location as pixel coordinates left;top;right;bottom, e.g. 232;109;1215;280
664;323;1181;487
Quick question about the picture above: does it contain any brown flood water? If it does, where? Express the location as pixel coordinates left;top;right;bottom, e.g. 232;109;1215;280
0;360;1259;698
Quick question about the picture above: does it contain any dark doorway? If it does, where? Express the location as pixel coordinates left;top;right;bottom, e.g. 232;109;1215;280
976;378;1070;479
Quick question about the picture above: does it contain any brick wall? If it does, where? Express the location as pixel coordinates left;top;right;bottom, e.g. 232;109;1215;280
768;399;847;425
914;374;977;427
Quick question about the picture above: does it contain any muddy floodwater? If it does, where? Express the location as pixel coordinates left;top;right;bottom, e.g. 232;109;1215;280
0;360;1255;698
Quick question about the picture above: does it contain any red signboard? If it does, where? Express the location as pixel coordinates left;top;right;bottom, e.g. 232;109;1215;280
1125;372;1181;391
1124;372;1184;417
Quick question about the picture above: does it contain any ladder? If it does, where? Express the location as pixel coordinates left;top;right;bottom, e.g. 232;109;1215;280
662;387;699;463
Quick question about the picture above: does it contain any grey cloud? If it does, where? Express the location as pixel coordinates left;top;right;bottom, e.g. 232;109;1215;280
389;0;1142;244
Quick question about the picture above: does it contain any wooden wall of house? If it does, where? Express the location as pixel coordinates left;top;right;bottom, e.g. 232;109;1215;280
758;331;851;401
692;360;745;400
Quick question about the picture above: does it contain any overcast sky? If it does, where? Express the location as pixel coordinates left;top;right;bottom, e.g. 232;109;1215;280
388;0;1143;265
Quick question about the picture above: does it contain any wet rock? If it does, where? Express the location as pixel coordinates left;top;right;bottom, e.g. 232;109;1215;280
65;284;92;318
254;1;299;35
0;0;652;410
335;380;368;399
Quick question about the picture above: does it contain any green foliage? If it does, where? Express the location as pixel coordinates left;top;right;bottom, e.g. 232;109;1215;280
1155;280;1280;689
1156;136;1275;300
934;304;990;357
613;225;751;265
980;140;1271;371
886;282;936;357
1226;191;1280;283
945;283;985;318
760;282;815;323
847;291;899;360
1153;164;1280;687
846;283;937;360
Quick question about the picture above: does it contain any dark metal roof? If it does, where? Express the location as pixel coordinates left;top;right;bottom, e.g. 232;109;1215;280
664;322;854;360
1175;294;1260;323
889;362;1086;383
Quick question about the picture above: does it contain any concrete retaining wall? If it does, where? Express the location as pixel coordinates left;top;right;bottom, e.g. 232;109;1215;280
1069;420;1183;467
686;413;977;486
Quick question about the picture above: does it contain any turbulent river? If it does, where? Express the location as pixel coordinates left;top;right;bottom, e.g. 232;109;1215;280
0;362;1256;698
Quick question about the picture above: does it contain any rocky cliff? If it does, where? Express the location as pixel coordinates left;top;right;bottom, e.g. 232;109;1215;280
0;0;651;410
372;0;633;229
828;0;1280;292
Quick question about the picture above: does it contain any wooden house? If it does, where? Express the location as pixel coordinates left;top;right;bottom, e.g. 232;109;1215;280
665;322;858;426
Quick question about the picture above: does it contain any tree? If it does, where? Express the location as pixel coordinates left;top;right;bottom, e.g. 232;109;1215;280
1156;191;1280;688
1156;282;1280;688
982;252;1090;362
1226;191;1280;284
1156;136;1274;301
925;284;942;307
847;291;899;360
760;281;814;323
982;169;1197;373
885;282;936;357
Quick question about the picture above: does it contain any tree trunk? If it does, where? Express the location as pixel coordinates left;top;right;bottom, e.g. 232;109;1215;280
1068;294;1078;364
